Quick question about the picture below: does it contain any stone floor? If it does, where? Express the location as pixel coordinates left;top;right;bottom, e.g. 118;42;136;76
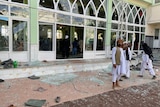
1;50;160;107
0;63;160;107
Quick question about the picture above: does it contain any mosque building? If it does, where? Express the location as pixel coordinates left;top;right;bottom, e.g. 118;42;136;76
0;0;159;62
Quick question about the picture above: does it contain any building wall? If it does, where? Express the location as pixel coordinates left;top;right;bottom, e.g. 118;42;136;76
147;4;160;24
34;0;109;61
145;3;160;48
0;0;155;62
146;3;160;36
145;24;160;36
143;0;153;4
125;0;152;8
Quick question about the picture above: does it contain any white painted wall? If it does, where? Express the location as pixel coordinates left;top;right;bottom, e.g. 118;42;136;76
146;4;160;36
146;4;160;48
153;40;159;48
147;4;160;24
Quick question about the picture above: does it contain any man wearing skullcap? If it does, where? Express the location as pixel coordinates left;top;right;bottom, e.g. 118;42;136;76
122;41;132;79
111;39;125;89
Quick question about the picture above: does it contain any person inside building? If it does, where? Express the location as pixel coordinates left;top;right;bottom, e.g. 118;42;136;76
72;38;78;55
78;39;83;53
138;42;156;79
111;39;125;89
62;35;70;58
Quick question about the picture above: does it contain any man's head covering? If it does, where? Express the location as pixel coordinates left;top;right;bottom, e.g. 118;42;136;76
117;39;123;47
123;41;128;49
65;35;69;39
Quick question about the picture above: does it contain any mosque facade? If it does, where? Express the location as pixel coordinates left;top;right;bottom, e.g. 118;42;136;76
0;0;159;62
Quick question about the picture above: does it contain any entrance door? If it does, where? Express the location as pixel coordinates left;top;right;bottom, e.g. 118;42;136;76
56;24;83;59
71;26;83;58
39;24;53;51
38;23;55;61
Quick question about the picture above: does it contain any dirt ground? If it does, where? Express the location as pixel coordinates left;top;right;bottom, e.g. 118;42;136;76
53;80;160;107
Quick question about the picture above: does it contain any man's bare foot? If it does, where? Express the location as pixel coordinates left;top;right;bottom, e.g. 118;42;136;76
116;81;120;87
116;84;120;87
112;85;115;89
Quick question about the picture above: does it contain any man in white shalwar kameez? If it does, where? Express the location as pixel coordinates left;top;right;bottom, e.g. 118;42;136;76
138;43;156;79
123;42;132;78
112;39;125;89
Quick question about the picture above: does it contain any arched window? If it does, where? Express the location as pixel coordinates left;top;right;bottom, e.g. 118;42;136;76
111;0;146;51
39;0;54;9
98;5;106;18
139;9;146;25
86;2;96;16
112;1;146;25
12;0;28;4
141;16;145;25
119;9;127;22
57;0;70;12
72;0;84;14
135;7;141;24
128;13;133;23
112;1;119;21
82;0;90;8
127;5;134;23
0;4;8;16
93;0;101;9
112;9;118;20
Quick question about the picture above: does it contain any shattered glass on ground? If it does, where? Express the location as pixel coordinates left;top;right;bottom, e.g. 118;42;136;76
40;73;78;85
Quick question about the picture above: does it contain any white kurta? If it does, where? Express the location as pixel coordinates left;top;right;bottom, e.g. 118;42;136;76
112;47;126;82
121;49;127;76
124;47;132;78
140;51;155;76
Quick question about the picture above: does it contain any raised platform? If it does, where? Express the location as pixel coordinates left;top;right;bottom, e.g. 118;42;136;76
0;58;112;79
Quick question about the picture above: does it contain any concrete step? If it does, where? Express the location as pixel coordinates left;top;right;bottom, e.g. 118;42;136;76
0;58;112;79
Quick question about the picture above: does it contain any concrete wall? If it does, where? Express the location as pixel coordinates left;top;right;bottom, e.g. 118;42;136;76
146;4;160;36
145;24;155;36
147;4;160;24
125;0;152;8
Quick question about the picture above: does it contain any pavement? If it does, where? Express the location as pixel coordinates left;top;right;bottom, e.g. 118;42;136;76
0;58;160;107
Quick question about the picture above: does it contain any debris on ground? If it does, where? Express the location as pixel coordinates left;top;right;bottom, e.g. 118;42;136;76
55;96;61;103
1;59;13;69
28;75;40;80
8;104;16;107
0;79;4;83
42;60;47;62
40;73;78;85
25;99;46;107
52;80;160;107
33;87;47;92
